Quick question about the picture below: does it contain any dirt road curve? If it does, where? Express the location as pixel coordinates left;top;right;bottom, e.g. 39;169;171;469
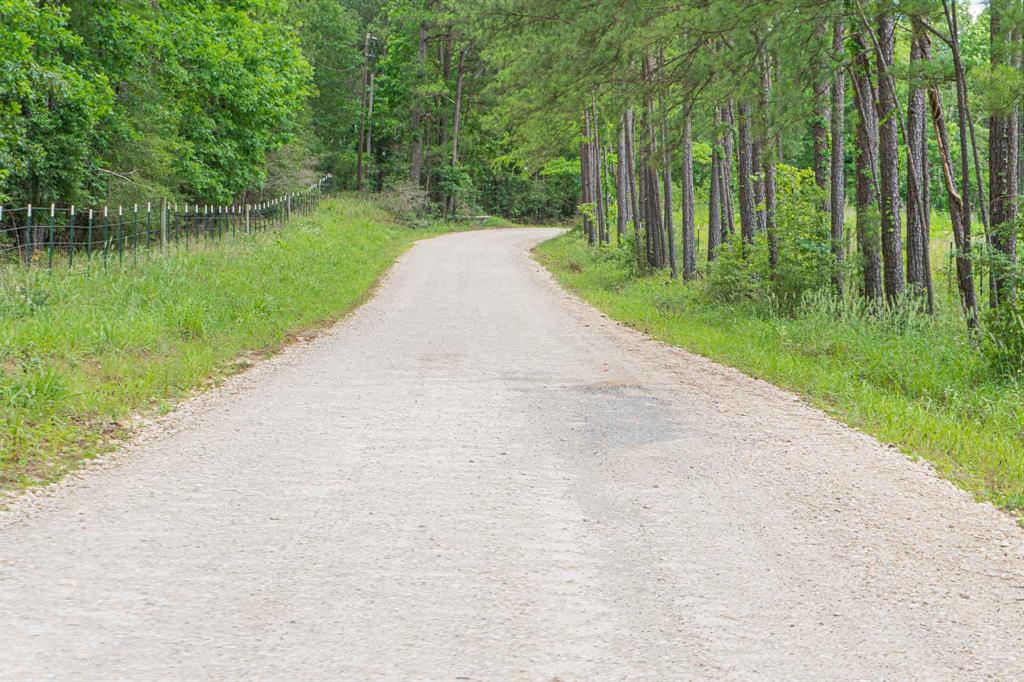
1;228;1022;680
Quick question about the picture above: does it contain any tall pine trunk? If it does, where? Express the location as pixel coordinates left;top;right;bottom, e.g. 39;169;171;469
812;21;831;200
737;102;757;248
831;17;847;295
721;103;736;236
990;1;1019;304
616;125;629;240
658;54;676;274
681;114;697;278
943;0;980;318
874;9;905;303
906;18;934;310
930;87;977;325
410;21;428;186
592;106;608;245
853;31;884;301
581;109;594;245
708;117;722;262
761;52;778;269
625;109;643;264
445;47;467;217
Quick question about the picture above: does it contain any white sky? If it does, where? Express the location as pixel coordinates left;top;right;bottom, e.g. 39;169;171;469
970;1;986;18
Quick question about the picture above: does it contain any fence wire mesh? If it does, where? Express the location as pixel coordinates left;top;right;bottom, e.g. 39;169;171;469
0;175;334;269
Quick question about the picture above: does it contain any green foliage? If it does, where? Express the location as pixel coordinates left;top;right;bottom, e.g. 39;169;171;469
0;0;112;205
983;301;1024;380
2;0;313;206
707;165;833;313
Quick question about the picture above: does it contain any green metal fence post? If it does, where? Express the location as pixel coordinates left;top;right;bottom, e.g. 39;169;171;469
118;206;125;264
102;207;109;264
87;209;93;260
160;198;168;250
69;206;76;266
48;203;55;268
25;205;33;264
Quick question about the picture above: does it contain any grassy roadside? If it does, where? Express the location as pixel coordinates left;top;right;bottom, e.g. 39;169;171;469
0;195;479;490
535;230;1023;518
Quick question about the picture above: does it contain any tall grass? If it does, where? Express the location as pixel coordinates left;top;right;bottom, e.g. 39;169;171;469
536;231;1023;517
0;195;463;488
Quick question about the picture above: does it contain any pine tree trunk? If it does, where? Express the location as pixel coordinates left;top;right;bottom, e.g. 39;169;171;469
929;87;978;325
681;115;697;278
708;124;722;262
737;102;757;248
625;109;643;264
721;103;736;236
990;2;1019;304
942;0;979;313
853;31;884;301
410;21;428;186
906;18;934;310
752;137;765;232
581;110;594;245
831;17;847;295
812;22;831;200
874;9;905;303
592;100;608;245
445;47;467;217
761;53;778;269
616;125;629;239
663;161;677;278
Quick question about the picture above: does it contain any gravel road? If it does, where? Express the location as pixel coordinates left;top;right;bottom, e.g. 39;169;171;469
1;228;1022;681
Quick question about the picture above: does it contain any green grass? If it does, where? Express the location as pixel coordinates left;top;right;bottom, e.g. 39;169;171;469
0;195;476;489
535;230;1024;518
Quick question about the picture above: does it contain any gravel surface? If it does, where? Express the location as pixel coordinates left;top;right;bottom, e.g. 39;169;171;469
1;227;1022;681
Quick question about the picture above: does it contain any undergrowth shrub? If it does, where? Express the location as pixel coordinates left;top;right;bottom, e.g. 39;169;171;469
983;301;1024;379
706;165;833;314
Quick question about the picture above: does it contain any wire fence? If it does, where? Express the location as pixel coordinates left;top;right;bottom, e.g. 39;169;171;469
0;175;335;269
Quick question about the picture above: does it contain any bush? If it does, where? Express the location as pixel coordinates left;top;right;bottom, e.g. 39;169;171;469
706;165;834;314
983;301;1024;379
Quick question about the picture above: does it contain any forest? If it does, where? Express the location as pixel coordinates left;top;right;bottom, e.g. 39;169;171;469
2;3;1022;401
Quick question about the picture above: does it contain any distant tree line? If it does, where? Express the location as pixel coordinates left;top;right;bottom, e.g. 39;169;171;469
0;0;582;223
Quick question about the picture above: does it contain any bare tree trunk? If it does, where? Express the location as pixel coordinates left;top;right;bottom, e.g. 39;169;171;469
874;8;905;303
761;52;778;269
356;32;371;191
942;0;979;316
642;55;664;268
656;53;676;275
752;137;765;232
721;103;736;236
445;47;468;217
930;87;978;325
616;125;628;240
831;16;847;295
812;21;831;201
592;99;608;245
625;109;642;263
737;102;757;248
708;108;723;262
410;21;428;186
990;2;1019;304
853;31;884;301
681;115;697;278
581;109;594;245
906;18;934;311
663;159;677;277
